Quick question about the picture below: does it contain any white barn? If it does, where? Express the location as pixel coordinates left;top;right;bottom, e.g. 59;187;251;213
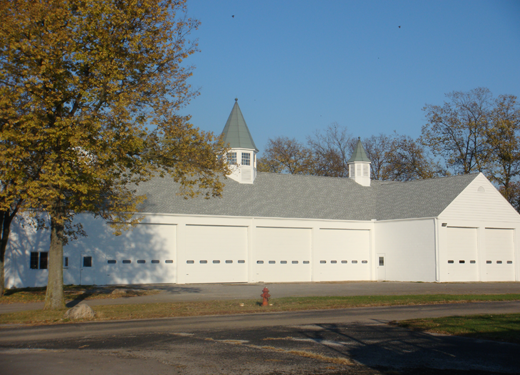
5;100;520;288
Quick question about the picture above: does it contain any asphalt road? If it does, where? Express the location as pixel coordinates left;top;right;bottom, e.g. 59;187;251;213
1;302;519;374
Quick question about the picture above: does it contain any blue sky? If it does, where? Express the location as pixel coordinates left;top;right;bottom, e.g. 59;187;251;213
180;0;520;154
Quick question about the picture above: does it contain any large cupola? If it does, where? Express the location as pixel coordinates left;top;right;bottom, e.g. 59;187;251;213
348;138;371;187
222;99;258;184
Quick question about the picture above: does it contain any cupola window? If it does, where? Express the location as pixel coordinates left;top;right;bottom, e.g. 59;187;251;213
227;152;237;165
241;152;251;166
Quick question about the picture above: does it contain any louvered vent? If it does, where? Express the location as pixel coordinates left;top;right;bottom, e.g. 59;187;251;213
242;169;252;182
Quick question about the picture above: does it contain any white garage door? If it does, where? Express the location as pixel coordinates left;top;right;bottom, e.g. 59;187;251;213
106;224;177;285
485;228;515;281
444;227;478;282
315;229;371;281
254;227;311;282
183;225;248;283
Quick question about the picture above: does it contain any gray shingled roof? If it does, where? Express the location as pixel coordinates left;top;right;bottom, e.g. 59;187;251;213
348;139;371;162
221;99;258;151
135;172;479;221
375;173;478;220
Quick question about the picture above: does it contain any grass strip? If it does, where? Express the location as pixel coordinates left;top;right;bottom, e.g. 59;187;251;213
0;294;519;326
396;313;520;345
0;285;159;304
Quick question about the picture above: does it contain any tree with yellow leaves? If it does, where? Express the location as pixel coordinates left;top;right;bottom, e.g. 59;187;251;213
0;0;228;307
486;94;520;206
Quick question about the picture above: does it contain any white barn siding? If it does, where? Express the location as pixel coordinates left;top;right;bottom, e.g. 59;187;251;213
375;219;436;282
440;174;520;223
5;214;52;288
438;173;520;282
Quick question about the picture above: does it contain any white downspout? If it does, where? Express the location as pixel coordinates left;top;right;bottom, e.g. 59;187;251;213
434;218;440;282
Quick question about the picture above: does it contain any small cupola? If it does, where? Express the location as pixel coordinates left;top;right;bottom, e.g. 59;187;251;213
221;99;258;184
348;138;371;187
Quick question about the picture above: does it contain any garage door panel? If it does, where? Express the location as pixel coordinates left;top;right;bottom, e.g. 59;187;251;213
254;227;311;282
317;229;370;281
485;228;515;281
184;225;248;283
444;227;478;282
106;224;177;284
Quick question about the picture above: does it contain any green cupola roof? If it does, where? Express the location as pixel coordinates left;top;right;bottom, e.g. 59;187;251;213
221;99;258;151
348;138;371;163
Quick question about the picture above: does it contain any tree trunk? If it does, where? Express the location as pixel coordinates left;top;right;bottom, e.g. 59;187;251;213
0;209;16;297
0;211;6;296
44;212;65;310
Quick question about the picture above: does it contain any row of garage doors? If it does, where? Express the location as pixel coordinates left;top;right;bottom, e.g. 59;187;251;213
181;225;372;284
443;227;516;281
102;224;517;284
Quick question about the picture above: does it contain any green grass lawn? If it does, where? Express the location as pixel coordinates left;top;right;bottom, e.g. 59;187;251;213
1;293;519;326
397;313;520;345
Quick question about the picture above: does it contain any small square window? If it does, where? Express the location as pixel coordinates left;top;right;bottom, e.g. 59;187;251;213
82;256;92;267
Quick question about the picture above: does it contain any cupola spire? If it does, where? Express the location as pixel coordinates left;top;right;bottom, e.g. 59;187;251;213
222;99;258;184
348;138;371;186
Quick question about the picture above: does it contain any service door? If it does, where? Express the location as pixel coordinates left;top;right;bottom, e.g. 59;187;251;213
443;227;478;282
183;225;248;283
485;228;515;281
377;254;386;281
254;227;312;282
315;229;371;281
